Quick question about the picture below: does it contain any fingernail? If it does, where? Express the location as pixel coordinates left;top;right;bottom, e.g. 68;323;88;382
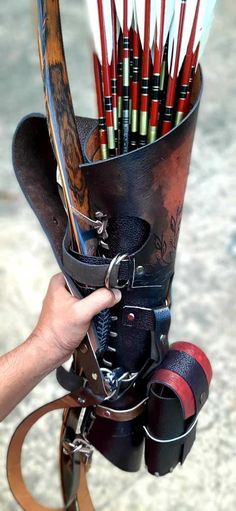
111;288;122;302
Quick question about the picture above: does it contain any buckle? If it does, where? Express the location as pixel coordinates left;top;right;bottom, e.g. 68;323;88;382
101;368;137;400
105;253;131;289
62;435;93;465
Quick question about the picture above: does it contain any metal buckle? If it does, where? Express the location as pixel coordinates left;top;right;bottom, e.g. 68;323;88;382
62;435;93;465
100;368;139;400
105;253;131;289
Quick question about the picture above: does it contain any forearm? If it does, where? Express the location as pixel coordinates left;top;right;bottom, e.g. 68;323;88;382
0;275;121;422
0;333;58;422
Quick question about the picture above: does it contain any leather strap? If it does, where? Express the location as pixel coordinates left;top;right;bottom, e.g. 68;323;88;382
170;341;212;384
95;398;147;421
63;232;133;289
57;366;85;392
7;392;147;510
122;305;171;332
160;350;209;413
60;407;94;511
149;341;211;419
151;367;196;419
7;395;94;511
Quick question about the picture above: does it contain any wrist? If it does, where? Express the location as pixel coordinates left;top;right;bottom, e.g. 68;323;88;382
28;326;71;376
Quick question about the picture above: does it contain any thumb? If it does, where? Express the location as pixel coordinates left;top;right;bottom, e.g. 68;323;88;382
75;287;122;324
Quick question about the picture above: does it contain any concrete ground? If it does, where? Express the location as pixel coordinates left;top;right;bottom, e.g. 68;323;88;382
0;1;236;510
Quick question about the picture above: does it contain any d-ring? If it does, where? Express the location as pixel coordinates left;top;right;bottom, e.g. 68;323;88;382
105;253;130;289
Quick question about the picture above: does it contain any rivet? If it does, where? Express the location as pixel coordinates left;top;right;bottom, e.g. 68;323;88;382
80;342;88;354
92;373;98;381
104;410;111;418
136;265;145;276
154;472;160;477
200;392;206;404
78;397;86;405
169;467;174;473
160;334;168;344
127;312;135;322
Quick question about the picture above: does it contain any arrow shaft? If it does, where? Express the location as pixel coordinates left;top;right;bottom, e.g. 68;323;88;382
162;0;187;134
139;0;151;146
93;53;108;160
97;0;115;155
175;0;201;124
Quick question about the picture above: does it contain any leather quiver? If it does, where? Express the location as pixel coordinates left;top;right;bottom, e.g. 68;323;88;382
12;69;211;475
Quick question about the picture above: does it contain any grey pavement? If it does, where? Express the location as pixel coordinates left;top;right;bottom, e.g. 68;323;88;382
0;1;236;510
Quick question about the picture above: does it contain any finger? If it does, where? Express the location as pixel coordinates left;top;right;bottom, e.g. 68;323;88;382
48;273;65;291
75;287;122;324
48;273;77;301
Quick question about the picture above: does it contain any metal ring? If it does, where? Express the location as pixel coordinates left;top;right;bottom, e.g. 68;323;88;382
105;253;130;289
62;436;93;458
143;414;199;444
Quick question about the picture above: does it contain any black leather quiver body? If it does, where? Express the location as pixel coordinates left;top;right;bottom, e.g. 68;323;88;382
12;69;212;477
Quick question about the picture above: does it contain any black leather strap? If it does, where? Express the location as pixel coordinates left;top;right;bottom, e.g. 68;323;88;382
122;305;170;331
56;366;85;392
160;350;209;413
122;305;170;362
62;231;133;288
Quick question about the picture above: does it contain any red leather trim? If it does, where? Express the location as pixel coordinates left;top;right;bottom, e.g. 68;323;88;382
151;367;195;419
170;341;212;385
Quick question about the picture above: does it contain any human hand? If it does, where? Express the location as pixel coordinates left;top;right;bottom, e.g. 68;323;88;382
32;273;121;370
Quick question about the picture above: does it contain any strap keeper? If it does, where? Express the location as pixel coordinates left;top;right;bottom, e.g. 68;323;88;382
151;305;171;362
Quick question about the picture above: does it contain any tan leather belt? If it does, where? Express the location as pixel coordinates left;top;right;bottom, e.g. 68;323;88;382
95;398;147;421
7;393;146;510
7;395;94;511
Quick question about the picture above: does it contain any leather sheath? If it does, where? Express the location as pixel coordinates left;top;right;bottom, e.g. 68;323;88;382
145;341;212;476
